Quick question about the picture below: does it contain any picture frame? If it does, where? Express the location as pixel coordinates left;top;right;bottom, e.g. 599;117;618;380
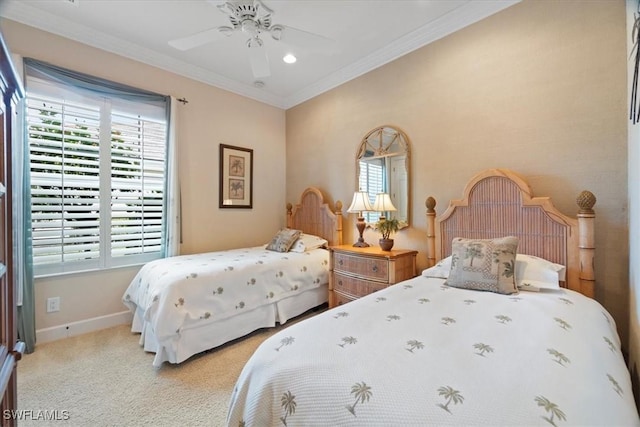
219;144;253;209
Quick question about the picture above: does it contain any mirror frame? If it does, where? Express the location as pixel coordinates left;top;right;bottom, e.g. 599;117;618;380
355;125;411;228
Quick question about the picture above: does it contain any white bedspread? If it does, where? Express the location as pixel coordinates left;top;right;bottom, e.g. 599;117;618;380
123;246;329;352
227;276;639;426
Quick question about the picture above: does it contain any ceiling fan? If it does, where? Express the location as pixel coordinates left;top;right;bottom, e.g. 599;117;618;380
168;0;334;79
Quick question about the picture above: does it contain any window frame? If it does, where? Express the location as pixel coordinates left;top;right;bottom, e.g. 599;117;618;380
25;65;169;277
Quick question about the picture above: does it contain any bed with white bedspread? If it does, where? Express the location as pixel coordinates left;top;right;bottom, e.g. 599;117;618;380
122;187;342;366
228;276;638;426
226;169;640;426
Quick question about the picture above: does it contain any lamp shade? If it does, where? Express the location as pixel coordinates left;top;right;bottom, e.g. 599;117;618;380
347;191;373;213
373;193;397;212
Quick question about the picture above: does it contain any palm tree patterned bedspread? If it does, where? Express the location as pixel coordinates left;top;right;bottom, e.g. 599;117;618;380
227;276;640;426
122;246;329;345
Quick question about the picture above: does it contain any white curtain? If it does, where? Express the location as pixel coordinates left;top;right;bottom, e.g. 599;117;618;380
165;96;181;257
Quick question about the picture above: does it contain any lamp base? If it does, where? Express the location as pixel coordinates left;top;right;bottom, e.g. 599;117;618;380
352;239;370;248
353;216;369;248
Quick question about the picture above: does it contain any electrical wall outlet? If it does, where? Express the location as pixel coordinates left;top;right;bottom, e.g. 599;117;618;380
47;297;60;313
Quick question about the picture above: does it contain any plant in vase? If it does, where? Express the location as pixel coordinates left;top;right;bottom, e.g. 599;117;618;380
375;217;401;251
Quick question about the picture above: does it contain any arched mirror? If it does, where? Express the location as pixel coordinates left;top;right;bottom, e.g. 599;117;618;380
356;125;410;226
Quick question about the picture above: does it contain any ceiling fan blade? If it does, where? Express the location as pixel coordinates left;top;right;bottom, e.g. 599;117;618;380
168;26;233;51
248;42;270;78
271;24;338;55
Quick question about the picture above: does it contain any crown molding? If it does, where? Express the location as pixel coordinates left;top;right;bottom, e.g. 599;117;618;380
1;0;519;110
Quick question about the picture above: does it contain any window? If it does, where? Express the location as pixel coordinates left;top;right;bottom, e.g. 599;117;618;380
25;59;169;276
358;158;384;224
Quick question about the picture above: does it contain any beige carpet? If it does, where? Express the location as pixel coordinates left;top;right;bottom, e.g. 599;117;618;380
17;310;320;427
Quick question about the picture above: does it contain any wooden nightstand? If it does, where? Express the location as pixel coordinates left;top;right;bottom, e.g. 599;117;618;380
329;245;418;308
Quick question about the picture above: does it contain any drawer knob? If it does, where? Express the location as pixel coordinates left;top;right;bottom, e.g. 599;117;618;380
338;280;342;285
338;259;343;266
372;265;378;272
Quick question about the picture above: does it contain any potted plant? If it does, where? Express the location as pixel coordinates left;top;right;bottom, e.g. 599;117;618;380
375;217;400;251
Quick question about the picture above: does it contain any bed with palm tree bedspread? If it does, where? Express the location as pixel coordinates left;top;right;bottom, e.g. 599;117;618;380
122;187;343;367
226;169;639;426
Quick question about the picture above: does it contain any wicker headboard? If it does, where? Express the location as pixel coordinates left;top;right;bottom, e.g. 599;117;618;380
425;169;596;298
286;187;343;247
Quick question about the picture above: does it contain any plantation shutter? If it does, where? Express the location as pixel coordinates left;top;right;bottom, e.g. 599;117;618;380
110;112;165;258
359;159;384;224
28;97;102;271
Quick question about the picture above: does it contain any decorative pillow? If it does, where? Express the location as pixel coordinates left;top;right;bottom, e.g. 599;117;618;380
516;254;565;291
423;253;566;290
444;236;519;295
289;233;329;253
421;256;452;279
266;228;302;253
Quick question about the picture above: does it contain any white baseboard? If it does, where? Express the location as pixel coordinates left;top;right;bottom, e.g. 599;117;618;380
36;310;133;344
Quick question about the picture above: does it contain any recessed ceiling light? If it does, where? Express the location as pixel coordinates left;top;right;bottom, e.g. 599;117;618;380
283;54;297;64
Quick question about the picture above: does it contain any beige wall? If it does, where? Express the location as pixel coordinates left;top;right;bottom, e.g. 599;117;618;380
287;0;629;344
1;19;287;331
627;0;640;407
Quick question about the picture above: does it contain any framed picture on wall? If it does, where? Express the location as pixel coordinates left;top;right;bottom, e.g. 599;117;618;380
219;144;253;209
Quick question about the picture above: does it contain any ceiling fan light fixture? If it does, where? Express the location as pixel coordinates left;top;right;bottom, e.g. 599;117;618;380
241;19;260;36
246;36;263;48
283;54;297;64
270;24;283;41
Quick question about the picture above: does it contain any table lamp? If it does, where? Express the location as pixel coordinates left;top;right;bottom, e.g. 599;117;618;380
373;193;397;219
347;191;373;247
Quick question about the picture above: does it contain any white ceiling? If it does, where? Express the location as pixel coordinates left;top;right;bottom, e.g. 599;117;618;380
0;0;519;109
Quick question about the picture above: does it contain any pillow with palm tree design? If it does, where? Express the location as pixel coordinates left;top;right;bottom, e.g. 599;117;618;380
266;228;302;253
444;236;519;295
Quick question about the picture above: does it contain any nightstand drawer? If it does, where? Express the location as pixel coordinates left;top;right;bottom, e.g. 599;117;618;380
333;252;389;281
333;272;388;298
333;291;356;307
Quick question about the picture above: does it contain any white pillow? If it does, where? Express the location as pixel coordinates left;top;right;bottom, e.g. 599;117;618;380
515;254;566;291
422;253;566;292
421;256;452;279
289;233;329;253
